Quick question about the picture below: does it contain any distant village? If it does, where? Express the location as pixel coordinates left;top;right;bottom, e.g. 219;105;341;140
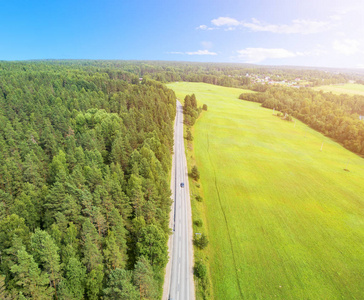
244;73;309;88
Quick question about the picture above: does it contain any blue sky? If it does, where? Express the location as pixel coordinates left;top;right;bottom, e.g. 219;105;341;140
1;0;364;68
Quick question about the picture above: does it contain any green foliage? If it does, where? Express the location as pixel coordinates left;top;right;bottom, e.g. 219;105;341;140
10;192;40;231
186;128;193;141
103;230;125;271
0;61;176;298
133;256;158;300
194;219;203;227
195;195;203;202
0;215;30;253
194;260;209;298
43;181;67;227
183;94;200;126
0;275;14;300
81;220;103;272
194;260;207;280
103;268;139;300
136;224;168;269
193;233;209;249
85;265;104;300
10;247;53;299
49;150;68;183
30;230;62;292
202;104;208;111
59;256;86;300
191;165;200;181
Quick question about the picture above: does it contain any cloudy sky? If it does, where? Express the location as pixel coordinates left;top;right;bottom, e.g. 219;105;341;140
1;0;363;68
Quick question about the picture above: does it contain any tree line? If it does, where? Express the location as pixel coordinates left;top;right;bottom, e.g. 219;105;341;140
240;86;364;155
0;61;176;299
4;60;354;89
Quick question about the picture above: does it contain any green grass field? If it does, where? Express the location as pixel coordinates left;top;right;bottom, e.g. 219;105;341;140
313;83;364;96
168;82;364;300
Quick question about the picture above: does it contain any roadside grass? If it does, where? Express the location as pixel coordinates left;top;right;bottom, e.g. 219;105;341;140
168;82;364;300
185;123;212;300
313;83;364;96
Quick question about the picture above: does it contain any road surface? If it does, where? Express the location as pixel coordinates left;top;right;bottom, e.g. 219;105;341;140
163;100;195;300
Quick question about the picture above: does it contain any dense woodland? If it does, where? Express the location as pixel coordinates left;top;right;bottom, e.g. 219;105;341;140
240;87;364;155
0;61;176;299
112;61;350;87
6;60;355;89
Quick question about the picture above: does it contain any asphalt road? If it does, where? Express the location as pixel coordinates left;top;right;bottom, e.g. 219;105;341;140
167;100;195;300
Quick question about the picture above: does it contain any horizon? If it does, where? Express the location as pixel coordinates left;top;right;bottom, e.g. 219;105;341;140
2;59;364;74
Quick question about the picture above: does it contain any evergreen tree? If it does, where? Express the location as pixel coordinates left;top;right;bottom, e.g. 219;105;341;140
44;180;67;227
60;256;86;300
30;229;62;299
49;150;68;183
10;247;53;299
134;256;158;300
103;230;125;272
85;264;104;300
22;151;44;187
0;214;30;255
0;274;17;300
81;219;103;272
10;192;39;231
103;268;139;300
136;224;168;269
191;165;200;180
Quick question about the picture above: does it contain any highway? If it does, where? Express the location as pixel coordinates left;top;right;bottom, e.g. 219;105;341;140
164;100;195;300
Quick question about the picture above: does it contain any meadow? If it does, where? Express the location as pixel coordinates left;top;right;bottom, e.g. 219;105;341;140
313;83;364;96
168;82;364;299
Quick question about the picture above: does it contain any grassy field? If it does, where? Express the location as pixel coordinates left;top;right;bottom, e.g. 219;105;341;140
313;83;364;96
168;82;364;300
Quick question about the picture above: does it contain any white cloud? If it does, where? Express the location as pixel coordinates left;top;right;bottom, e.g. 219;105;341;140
186;50;217;56
197;25;207;30
196;24;214;30
211;17;240;27
237;48;298;63
168;50;217;56
333;39;360;55
198;16;334;34
241;18;332;34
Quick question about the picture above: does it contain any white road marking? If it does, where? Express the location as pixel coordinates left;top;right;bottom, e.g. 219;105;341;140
178;263;181;284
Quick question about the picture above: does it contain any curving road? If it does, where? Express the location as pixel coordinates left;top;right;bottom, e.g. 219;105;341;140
163;100;195;300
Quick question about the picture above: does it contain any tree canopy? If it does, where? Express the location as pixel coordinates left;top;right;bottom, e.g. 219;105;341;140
0;60;176;299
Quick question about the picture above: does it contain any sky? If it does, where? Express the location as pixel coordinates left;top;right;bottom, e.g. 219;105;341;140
1;0;364;68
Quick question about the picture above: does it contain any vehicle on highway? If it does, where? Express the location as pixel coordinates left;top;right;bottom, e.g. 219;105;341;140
180;182;184;188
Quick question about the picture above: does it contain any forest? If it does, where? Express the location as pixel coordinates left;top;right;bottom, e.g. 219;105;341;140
8;60;353;89
0;61;176;299
240;86;364;155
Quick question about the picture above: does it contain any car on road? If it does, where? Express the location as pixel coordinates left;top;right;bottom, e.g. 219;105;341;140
180;182;184;188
